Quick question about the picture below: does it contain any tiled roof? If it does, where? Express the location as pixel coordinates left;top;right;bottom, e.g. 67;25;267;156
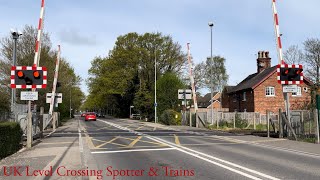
229;66;277;93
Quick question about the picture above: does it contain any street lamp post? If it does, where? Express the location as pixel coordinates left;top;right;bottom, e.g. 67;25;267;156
208;22;214;126
130;106;134;118
154;50;157;123
10;29;22;121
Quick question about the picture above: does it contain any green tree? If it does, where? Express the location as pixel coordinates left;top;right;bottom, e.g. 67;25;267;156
85;32;186;119
193;56;228;93
156;72;185;115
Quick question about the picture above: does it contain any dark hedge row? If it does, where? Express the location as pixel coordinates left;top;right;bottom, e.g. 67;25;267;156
0;122;23;159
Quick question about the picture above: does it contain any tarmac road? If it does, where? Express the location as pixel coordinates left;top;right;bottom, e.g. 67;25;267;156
78;116;320;180
2;116;320;180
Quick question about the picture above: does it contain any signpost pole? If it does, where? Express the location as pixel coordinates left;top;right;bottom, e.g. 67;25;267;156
184;89;187;125
27;99;32;148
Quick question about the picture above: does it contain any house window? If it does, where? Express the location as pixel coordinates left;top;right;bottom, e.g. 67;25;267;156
243;92;246;101
233;94;237;102
292;87;302;96
265;86;275;96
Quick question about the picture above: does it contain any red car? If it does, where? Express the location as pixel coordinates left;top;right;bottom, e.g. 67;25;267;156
85;112;96;121
81;112;87;117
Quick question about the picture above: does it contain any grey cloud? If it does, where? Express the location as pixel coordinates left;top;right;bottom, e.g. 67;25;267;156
59;29;98;46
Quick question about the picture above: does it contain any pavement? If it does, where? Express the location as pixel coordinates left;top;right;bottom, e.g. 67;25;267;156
1;115;320;180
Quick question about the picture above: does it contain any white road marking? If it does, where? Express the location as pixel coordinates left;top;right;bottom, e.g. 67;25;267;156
97;119;279;180
211;136;320;159
91;147;176;154
78;127;83;153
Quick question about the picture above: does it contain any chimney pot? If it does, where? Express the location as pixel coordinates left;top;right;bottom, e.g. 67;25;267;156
257;51;271;73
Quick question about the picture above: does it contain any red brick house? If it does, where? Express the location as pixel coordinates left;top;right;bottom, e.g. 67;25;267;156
222;51;312;114
197;92;221;109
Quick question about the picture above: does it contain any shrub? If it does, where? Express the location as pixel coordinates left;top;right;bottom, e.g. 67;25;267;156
160;109;181;125
235;113;248;128
0;122;23;159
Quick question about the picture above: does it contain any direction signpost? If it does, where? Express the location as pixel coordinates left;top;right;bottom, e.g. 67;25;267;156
178;89;192;125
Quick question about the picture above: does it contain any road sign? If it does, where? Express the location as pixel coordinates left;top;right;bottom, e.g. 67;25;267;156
283;85;298;93
178;89;192;99
46;93;62;103
21;91;38;100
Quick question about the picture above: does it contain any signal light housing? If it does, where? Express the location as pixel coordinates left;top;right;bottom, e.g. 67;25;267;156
277;64;303;84
10;66;47;89
17;71;24;78
33;71;40;79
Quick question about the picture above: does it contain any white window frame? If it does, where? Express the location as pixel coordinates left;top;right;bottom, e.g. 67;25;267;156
265;86;275;97
243;92;246;101
292;87;302;97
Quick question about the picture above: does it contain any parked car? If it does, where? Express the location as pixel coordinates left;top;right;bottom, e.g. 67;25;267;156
81;112;87;117
85;112;96;121
96;113;105;118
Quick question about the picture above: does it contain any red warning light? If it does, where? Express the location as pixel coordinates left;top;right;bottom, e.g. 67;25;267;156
33;71;40;78
17;71;24;78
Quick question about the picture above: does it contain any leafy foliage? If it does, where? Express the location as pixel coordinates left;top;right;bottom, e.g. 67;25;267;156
157;72;185;115
0;122;23;159
194;56;228;92
0;25;85;119
160;109;181;125
84;32;187;119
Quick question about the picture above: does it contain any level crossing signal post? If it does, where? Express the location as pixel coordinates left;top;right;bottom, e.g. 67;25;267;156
11;66;47;148
277;64;303;137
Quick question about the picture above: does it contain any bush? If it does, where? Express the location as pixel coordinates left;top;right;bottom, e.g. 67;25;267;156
0;122;23;159
235;114;248;128
160;109;181;125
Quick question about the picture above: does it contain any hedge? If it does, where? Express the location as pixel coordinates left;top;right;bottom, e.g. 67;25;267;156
0;122;23;159
160;109;181;125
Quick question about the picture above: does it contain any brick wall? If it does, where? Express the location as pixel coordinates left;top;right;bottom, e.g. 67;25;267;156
228;90;254;112
253;72;311;113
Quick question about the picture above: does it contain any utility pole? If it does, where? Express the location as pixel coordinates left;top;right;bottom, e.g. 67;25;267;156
208;22;214;125
10;30;22;121
154;49;157;123
70;85;72;118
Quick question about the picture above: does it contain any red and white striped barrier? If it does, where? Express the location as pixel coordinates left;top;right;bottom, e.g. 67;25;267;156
187;43;198;111
272;0;285;65
33;0;45;67
49;45;61;115
10;66;47;88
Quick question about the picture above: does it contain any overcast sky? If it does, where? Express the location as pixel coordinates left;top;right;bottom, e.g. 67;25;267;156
1;0;319;95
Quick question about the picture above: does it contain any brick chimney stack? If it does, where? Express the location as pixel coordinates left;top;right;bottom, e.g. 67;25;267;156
257;51;271;73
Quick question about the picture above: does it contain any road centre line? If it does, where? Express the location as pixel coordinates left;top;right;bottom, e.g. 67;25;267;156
97;120;279;180
91;147;176;154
